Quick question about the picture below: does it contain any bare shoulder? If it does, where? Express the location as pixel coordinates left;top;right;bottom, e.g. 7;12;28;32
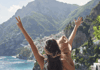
57;36;68;44
67;43;72;51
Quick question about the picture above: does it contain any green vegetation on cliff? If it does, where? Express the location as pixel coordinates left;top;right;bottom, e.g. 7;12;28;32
93;15;100;40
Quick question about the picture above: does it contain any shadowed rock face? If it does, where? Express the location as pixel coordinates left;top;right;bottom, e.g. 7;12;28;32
64;26;88;49
72;31;87;48
90;2;100;20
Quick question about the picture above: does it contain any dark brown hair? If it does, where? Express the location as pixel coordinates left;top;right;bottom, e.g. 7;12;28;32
45;39;62;70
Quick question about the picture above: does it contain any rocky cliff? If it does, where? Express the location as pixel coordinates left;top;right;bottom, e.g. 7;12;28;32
64;2;100;49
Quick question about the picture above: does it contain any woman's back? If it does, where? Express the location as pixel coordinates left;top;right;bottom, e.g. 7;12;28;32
57;37;75;70
61;52;75;70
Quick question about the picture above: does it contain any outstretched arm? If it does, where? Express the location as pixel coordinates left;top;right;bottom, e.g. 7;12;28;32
15;16;44;69
68;17;83;47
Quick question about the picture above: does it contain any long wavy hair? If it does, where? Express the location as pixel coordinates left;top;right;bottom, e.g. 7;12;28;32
44;39;62;70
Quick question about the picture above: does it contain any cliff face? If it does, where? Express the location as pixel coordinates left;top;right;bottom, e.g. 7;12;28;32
64;2;100;49
64;21;91;49
90;2;100;20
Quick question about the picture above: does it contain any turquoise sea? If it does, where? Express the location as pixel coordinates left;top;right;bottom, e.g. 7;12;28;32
0;56;34;70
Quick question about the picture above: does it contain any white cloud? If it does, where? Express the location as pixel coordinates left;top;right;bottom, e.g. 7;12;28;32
0;17;2;19
56;0;67;3
31;0;34;1
0;0;35;24
19;0;34;7
0;4;9;24
0;4;20;24
56;0;91;6
8;5;21;12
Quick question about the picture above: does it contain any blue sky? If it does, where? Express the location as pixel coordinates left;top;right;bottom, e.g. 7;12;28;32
0;0;91;24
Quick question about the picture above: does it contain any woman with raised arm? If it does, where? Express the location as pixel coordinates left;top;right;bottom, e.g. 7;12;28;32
56;17;83;70
15;16;83;70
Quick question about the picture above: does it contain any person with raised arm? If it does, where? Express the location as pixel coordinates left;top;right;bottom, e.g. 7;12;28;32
15;16;83;70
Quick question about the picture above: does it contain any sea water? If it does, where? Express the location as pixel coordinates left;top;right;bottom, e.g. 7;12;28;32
0;56;34;70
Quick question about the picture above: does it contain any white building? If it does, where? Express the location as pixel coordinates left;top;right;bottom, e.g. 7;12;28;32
91;59;100;70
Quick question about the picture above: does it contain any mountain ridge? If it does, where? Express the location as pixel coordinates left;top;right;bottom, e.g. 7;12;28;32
0;0;100;56
60;0;100;30
0;0;79;56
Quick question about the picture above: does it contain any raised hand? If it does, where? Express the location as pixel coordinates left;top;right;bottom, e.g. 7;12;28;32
15;16;23;28
74;17;83;28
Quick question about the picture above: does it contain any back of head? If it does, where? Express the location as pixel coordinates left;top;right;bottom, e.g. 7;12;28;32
45;39;62;70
